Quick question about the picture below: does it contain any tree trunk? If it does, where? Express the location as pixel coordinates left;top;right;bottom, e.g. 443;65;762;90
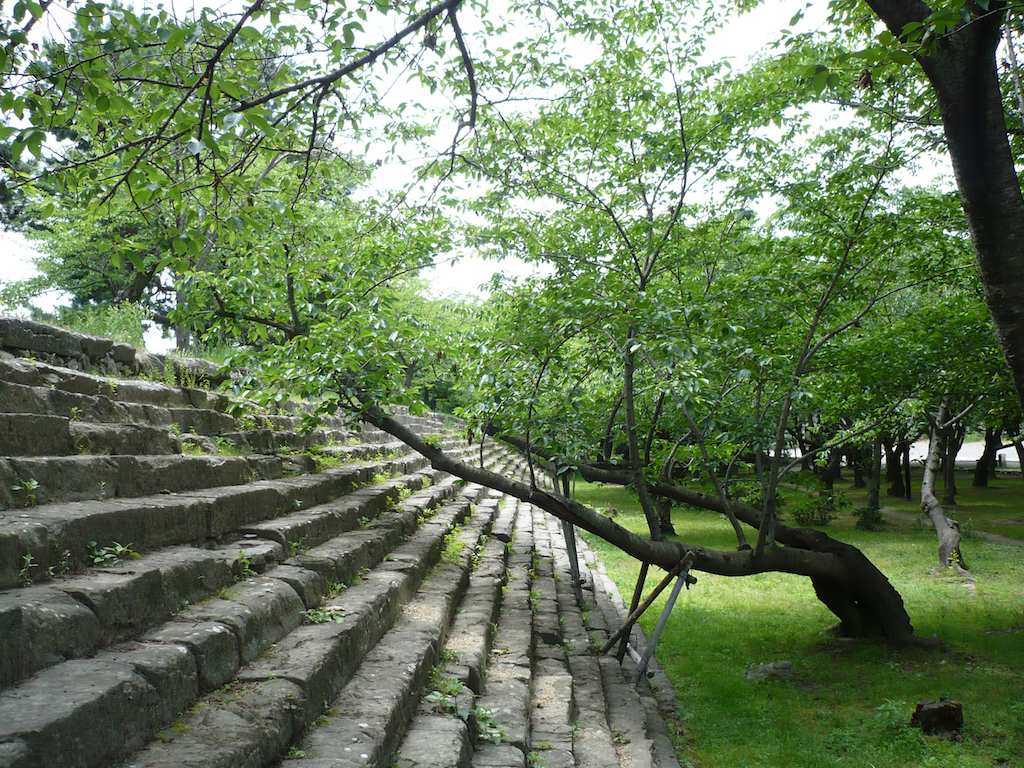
655;497;675;536
942;422;966;506
973;426;1003;487
884;438;905;497
1015;440;1024;480
867;440;882;513
866;0;1024;412
901;441;913;500
922;404;967;569
859;438;884;530
852;450;866;488
822;449;842;507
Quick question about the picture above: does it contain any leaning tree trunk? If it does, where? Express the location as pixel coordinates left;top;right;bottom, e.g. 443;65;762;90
1015;440;1024;480
973;426;1003;487
471;429;916;644
922;407;967;570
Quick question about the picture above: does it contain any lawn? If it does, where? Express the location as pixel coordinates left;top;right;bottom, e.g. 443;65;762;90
835;468;1024;542
574;480;1024;768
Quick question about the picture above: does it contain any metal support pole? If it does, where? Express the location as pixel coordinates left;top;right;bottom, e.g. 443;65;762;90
636;570;687;683
561;519;583;604
617;562;649;663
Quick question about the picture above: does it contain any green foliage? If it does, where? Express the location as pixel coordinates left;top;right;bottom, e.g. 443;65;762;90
18;553;37;586
10;478;39;507
235;551;257;579
304;607;344;624
51;302;146;347
87;540;141;567
441;526;465;563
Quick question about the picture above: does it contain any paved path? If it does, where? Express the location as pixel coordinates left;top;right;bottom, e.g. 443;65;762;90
903;439;1021;469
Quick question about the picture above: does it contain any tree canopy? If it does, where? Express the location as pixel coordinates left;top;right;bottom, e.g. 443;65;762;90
4;0;1024;646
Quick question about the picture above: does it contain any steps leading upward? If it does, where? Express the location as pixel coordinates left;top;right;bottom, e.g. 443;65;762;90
0;318;682;768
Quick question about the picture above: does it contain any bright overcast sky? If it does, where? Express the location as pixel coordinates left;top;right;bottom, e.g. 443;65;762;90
0;0;953;351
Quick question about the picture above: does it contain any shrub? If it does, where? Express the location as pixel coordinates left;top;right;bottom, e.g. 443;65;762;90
55;302;147;347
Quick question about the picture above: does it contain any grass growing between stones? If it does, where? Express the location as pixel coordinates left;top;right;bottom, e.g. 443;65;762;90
574;481;1024;768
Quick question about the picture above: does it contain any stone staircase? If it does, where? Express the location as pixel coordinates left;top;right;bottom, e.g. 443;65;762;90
0;319;682;768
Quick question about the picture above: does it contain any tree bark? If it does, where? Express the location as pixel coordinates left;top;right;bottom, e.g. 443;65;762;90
922;403;967;569
866;0;1024;411
1015;440;1024;480
973;426;1003;487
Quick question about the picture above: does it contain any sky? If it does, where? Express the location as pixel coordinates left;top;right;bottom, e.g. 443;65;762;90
0;0;953;351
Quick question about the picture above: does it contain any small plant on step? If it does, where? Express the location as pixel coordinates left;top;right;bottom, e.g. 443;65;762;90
370;470;390;485
442;527;465;563
529;589;542;612
527;751;546;768
304;607;344;624
11;478;40;507
19;553;38;586
68;406;82;421
326;580;348;597
289;538;307;558
429;665;464;696
88;541;141;566
358;515;372;529
285;746;307;760
475;707;504;744
47;548;72;578
236;551;257;578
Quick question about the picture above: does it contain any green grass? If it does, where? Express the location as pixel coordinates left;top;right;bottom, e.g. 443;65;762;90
574;480;1024;768
834;467;1024;542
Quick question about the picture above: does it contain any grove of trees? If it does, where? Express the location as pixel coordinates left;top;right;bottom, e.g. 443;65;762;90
4;0;1024;649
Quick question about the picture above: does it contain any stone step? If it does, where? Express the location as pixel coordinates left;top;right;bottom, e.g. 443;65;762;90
279;489;503;768
0;353;230;412
111;488;504;768
574;537;681;768
531;511;606;768
186;428;376;456
0;453;285;509
240;458;481;554
0;448;510;768
0;378;236;434
393;498;521;768
538;510;681;768
0;318;222;386
0;457;490;689
471;504;535;768
0;414;181;457
0;447;463;589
